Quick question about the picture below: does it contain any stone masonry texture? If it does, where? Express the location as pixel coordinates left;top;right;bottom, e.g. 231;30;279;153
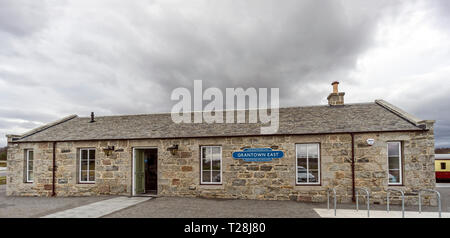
6;127;435;205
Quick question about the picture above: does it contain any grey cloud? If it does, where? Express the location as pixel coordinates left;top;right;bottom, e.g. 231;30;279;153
0;108;57;122
409;94;450;148
0;0;449;148
0;118;42;130
0;0;53;37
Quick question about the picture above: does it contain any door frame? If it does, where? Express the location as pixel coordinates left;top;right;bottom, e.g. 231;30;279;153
132;147;158;196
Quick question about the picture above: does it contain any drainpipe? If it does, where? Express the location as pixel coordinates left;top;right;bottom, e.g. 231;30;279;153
52;142;56;197
351;133;355;202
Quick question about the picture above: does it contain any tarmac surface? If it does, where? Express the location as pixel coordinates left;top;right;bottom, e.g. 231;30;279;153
1;184;450;218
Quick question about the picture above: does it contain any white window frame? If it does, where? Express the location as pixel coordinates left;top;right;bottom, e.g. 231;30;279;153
296;143;321;185
200;146;222;185
79;148;96;183
26;149;34;183
387;141;402;185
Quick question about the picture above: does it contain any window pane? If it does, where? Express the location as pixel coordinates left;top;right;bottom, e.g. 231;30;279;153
388;156;400;170
297;157;307;170
297;144;307;159
202;147;210;159
309;157;318;170
212;147;220;156
388;143;399;156
309;169;319;183
89;149;95;161
81;171;88;181
89;171;95;181
298;170;307;183
81;149;88;160
202;171;211;183
89;159;95;171
202;157;211;170
307;144;318;158
389;170;400;183
297;157;307;183
212;156;221;170
28;151;34;161
81;159;88;170
212;171;221;183
441;163;446;170
28;171;33;181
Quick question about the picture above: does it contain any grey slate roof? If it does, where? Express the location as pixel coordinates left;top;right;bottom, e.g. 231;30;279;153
12;100;426;143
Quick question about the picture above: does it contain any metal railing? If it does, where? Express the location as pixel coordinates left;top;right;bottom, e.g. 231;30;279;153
386;188;405;218
356;187;370;218
418;189;441;218
327;188;337;216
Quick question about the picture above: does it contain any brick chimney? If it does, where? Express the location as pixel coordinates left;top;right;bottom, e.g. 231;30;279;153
327;81;345;106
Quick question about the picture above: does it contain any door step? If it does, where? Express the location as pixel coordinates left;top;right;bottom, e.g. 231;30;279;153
133;194;158;198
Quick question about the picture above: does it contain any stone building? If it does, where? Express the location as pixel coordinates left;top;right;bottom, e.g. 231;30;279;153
5;82;436;205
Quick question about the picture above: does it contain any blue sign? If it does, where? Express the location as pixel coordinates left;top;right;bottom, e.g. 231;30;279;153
232;148;284;162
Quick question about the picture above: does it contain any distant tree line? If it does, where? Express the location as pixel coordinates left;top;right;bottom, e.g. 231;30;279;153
0;147;6;161
436;148;450;154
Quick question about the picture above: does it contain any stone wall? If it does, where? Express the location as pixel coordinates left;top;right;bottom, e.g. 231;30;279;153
7;128;435;205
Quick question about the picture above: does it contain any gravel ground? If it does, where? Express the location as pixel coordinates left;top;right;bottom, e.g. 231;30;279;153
0;185;115;218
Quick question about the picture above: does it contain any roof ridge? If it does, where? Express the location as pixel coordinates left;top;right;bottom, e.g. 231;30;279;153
78;102;376;119
14;115;78;141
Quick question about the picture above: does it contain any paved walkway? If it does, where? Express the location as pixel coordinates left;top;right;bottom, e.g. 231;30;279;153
436;183;450;188
42;196;151;218
314;208;447;218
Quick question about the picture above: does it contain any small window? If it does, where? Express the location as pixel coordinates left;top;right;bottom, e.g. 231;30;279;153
387;142;402;185
200;146;222;184
79;149;95;183
441;162;446;170
26;150;34;183
296;143;320;185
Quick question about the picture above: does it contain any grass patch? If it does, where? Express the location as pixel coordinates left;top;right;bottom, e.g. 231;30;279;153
0;176;5;185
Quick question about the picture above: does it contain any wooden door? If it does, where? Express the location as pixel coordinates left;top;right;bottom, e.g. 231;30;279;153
135;149;145;194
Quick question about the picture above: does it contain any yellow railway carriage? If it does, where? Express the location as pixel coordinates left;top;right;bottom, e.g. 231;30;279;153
435;154;450;181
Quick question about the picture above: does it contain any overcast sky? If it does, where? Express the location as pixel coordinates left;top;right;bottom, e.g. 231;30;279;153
0;0;449;147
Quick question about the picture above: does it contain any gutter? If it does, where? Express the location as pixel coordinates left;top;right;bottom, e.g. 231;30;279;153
52;142;56;197
351;133;355;202
11;129;424;144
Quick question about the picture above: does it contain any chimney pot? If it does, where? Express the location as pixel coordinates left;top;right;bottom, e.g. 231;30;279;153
332;81;339;93
327;82;345;106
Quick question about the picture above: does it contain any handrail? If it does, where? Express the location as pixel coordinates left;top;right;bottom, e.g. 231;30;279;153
386;188;405;218
356;187;370;218
327;188;337;216
418;189;441;218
